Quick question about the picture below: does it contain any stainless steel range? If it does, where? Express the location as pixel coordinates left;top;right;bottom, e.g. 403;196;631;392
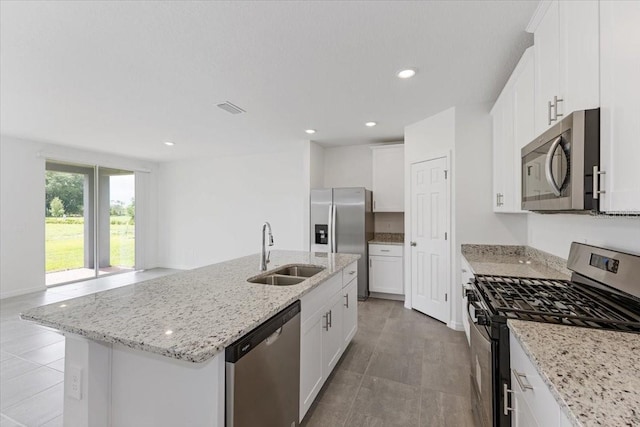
466;242;640;427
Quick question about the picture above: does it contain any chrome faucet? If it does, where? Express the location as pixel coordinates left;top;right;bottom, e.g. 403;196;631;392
260;222;274;271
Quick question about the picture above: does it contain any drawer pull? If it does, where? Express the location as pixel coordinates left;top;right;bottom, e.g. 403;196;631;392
349;270;356;275
513;369;533;391
503;383;514;415
380;249;390;252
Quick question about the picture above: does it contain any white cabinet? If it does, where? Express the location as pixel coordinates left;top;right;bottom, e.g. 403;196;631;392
599;0;640;213
531;0;599;135
342;279;358;345
368;244;403;295
299;267;358;421
509;332;572;426
371;145;404;212
491;47;534;213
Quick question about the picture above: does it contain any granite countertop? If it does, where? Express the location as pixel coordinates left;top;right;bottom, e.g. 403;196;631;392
461;244;570;280
508;320;640;427
21;250;359;363
369;232;404;245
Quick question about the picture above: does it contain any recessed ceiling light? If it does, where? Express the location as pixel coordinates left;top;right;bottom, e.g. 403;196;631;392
397;68;417;79
365;122;377;127
305;129;316;134
164;141;175;146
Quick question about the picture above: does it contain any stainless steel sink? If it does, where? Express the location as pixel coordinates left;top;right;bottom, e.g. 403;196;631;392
272;265;325;278
248;275;305;286
247;264;325;286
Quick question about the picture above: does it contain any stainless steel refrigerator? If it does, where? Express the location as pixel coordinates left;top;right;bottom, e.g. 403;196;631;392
310;188;373;300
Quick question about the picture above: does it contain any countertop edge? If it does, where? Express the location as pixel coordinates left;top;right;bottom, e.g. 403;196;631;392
507;321;582;427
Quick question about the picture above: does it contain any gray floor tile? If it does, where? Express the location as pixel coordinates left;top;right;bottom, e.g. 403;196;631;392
0;366;63;410
46;358;65;373
0;352;11;362
300;401;349;427
1;332;64;357
366;348;423;386
316;369;362;412
420;388;476;427
422;356;470;396
336;340;374;375
0;414;26;427
349;376;421;426
40;415;63;427
19;341;65;366
0;357;40;381
0;321;46;344
2;382;64;427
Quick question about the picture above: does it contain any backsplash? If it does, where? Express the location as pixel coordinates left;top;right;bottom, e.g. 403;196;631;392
374;212;404;233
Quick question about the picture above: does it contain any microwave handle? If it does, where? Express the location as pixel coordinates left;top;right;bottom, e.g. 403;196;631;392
544;136;564;197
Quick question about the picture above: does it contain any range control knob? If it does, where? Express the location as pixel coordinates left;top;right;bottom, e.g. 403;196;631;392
476;313;489;326
465;289;478;302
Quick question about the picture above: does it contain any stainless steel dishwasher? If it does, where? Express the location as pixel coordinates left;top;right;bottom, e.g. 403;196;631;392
225;300;300;427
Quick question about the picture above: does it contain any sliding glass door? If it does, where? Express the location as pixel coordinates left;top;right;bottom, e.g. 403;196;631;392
45;161;136;286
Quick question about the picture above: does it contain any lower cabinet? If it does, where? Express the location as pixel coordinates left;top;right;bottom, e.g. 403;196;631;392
369;244;404;295
299;269;358;422
509;332;572;426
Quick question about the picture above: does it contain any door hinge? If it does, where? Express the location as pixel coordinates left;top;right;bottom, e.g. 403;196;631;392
445;293;448;302
444;170;448;179
445;232;448;240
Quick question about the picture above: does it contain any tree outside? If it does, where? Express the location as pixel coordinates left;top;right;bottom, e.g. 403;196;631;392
49;197;65;217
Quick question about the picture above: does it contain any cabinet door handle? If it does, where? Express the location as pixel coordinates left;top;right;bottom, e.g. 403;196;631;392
369;259;372;268
344;293;349;308
328;310;332;328
503;383;514;415
349;270;356;275
548;100;553;125
323;313;329;331
512;369;533;391
553;95;563;121
410;241;417;247
593;165;606;200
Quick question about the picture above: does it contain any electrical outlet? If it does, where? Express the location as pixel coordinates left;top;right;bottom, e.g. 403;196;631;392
68;365;82;400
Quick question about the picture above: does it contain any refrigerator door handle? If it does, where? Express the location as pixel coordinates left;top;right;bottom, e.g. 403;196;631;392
331;202;337;253
327;203;333;253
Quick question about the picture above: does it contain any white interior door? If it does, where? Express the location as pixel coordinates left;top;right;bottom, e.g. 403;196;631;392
410;157;450;323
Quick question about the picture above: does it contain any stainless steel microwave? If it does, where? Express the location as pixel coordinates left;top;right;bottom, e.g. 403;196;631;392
521;109;600;212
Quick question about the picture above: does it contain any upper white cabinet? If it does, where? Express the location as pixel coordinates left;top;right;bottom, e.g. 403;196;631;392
371;145;404;212
491;47;534;213
599;0;640;213
530;0;599;135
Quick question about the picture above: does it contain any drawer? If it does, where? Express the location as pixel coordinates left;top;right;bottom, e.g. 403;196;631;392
342;261;358;286
369;244;403;257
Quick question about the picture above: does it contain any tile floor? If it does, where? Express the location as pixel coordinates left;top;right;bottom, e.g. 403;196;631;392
301;298;475;427
0;269;178;427
2;275;474;427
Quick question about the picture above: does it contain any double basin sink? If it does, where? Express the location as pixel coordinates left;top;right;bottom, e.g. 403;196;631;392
248;265;325;286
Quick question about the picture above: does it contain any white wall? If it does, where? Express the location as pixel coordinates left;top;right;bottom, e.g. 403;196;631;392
323;144;372;189
374;212;404;234
527;213;640;258
309;142;325;189
156;141;309;269
0;135;158;299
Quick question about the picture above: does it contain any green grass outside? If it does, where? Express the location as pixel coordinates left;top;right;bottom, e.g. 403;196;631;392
45;216;135;272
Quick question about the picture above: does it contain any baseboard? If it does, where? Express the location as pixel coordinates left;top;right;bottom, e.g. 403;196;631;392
448;320;464;331
369;291;405;302
0;285;46;300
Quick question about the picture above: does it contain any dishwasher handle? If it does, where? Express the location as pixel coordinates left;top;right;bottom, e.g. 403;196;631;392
225;300;301;363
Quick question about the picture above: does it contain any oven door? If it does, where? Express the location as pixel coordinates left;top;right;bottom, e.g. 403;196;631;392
521;129;573;211
468;302;493;427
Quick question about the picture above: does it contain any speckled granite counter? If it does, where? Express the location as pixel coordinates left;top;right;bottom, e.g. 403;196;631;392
369;232;404;245
508;320;640;427
21;250;359;363
461;244;570;280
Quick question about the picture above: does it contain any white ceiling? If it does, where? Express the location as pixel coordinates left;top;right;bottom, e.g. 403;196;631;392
0;1;536;162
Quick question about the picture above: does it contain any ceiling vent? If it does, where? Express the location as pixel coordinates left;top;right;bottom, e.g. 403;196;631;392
217;101;246;115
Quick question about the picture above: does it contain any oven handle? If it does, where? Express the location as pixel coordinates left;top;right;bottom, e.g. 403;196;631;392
544;136;564;197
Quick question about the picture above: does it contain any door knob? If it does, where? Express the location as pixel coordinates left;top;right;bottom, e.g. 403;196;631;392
410;241;417;247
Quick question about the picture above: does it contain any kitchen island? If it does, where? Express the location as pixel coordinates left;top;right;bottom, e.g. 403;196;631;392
21;250;360;427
